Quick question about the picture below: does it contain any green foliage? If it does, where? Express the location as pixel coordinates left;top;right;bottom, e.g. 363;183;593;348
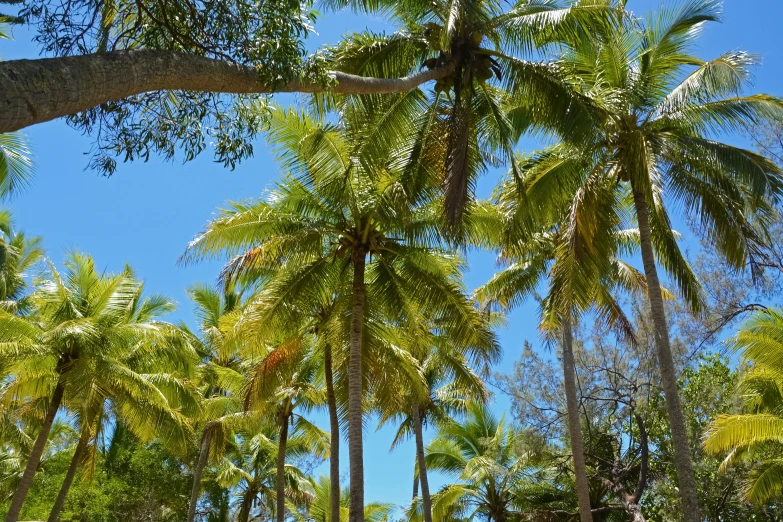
6;431;191;522
703;309;783;508
18;0;319;174
4;2;783;522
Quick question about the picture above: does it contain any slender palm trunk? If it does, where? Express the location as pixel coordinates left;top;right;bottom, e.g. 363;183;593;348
186;429;213;522
348;250;366;522
5;380;65;522
47;425;90;522
325;344;342;522
237;487;256;522
276;411;290;522
631;189;700;522
562;319;593;522
411;405;432;522
412;475;419;500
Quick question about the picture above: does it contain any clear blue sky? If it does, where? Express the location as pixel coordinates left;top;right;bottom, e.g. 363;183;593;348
2;0;783;509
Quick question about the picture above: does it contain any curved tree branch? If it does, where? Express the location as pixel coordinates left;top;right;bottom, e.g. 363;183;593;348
632;412;649;504
0;49;458;133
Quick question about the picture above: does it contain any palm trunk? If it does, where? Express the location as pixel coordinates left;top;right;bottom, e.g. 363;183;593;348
348;250;367;522
237;487;255;522
325;344;342;522
5;379;65;522
46;425;90;522
631;189;700;522
276;412;290;522
412;475;419;500
186;429;213;522
411;405;432;522
562;319;593;522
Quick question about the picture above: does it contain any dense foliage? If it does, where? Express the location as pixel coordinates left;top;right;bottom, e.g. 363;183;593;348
3;1;783;522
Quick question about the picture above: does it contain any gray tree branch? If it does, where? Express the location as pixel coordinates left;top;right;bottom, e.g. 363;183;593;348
0;49;457;133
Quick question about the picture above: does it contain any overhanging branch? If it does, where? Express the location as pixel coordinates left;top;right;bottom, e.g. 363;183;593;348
0;49;457;133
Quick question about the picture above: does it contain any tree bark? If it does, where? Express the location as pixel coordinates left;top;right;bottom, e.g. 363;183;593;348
237;486;256;522
186;429;213;522
601;413;649;522
412;475;419;500
5;379;65;522
411;405;432;522
562;319;593;522
631;189;701;522
46;423;91;522
324;344;342;522
0;50;457;134
348;250;367;522
276;410;290;522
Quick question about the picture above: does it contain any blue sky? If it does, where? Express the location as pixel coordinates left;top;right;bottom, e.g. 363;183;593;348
3;0;783;509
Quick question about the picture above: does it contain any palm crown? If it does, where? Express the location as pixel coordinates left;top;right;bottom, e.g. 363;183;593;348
319;0;617;224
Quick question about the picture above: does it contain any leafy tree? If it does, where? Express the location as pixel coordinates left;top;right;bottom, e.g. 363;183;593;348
11;424;194;521
0;0;457;170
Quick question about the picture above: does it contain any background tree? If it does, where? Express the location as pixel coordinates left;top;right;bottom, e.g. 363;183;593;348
0;211;43;313
420;402;532;522
183;108;487;522
377;312;498;522
182;282;255;522
301;475;395;522
704;308;783;505
45;277;196;522
513;3;783;518
213;425;315;522
0;252;195;522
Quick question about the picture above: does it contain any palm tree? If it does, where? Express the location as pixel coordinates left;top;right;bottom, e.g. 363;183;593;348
511;3;783;518
319;0;614;223
0;210;43;314
45;273;196;522
184;283;252;522
0;133;33;199
0;419;74;503
303;475;395;522
420;402;528;522
377;313;498;522
0;252;195;522
705;307;783;503
214;425;317;522
474;166;649;522
244;334;329;522
183;108;486;522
